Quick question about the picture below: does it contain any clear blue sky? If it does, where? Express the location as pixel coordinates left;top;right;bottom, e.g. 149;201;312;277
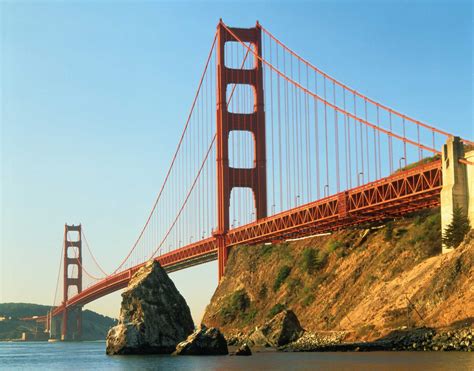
1;1;472;322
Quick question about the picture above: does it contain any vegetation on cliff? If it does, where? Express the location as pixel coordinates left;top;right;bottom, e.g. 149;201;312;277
442;205;471;248
203;209;473;342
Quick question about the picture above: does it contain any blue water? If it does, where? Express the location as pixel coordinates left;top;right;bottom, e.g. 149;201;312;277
0;341;473;370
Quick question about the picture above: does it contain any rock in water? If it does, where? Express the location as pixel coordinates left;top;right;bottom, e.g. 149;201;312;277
106;260;194;355
235;343;252;356
249;310;304;347
174;325;228;355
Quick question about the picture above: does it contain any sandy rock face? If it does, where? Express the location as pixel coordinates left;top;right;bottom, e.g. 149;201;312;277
249;310;304;347
106;260;194;355
174;325;228;355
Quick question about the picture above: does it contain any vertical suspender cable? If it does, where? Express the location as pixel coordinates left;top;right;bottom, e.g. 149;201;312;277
334;81;340;193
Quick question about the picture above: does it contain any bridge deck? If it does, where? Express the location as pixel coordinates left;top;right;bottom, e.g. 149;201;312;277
43;160;441;319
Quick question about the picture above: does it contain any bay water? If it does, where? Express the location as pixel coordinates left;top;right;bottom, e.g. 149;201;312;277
1;341;472;370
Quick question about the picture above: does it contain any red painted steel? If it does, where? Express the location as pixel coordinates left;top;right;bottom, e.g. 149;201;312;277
31;21;473;329
111;33;218;275
221;23;443;156
226;161;441;245
32;161;441;323
215;21;267;280
62;224;82;340
258;24;474;148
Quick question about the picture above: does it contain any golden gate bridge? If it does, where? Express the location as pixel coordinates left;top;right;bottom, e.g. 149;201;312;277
23;20;474;340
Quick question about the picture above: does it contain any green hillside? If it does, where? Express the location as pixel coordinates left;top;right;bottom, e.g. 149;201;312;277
0;303;117;341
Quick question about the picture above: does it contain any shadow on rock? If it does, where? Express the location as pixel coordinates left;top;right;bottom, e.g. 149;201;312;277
234;343;252;356
248;309;304;348
173;325;228;355
106;260;194;355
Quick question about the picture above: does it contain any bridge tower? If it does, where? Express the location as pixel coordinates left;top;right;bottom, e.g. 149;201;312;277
61;224;83;340
214;21;267;280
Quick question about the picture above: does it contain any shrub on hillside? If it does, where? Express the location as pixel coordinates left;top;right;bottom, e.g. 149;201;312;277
408;212;441;258
328;240;343;253
384;221;394;241
242;308;258;325
302;294;315;307
302;248;316;273
273;265;291;292
268;303;286;318
220;289;250;324
302;248;327;274
259;244;273;257
287;278;302;293
395;228;408;238
336;249;348;258
442;206;471;249
258;284;268;300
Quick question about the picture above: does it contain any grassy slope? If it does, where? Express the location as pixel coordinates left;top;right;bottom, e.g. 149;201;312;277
0;303;116;340
202;209;474;341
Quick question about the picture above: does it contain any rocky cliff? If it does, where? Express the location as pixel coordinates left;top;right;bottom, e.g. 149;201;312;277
203;209;473;343
106;260;194;354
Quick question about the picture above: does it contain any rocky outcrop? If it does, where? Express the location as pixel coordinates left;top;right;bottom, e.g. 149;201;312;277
382;327;474;352
202;211;473;344
248;310;304;347
284;331;347;351
283;327;474;352
106;260;194;355
174;325;228;355
235;343;252;356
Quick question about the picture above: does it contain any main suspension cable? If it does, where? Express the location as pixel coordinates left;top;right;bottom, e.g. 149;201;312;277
81;227;109;277
222;23;443;155
52;237;64;309
112;31;218;273
258;24;474;146
148;42;252;259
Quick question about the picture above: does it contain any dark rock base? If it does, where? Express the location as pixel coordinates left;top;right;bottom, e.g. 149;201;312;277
235;344;252;356
283;327;474;352
174;326;229;355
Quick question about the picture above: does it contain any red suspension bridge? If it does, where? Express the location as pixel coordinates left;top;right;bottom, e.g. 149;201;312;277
28;21;473;340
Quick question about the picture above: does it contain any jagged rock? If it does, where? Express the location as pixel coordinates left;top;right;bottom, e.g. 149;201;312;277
227;335;240;345
174;325;228;355
106;260;194;355
248;327;271;347
367;327;474;352
235;343;252;356
248;310;304;347
284;331;347;351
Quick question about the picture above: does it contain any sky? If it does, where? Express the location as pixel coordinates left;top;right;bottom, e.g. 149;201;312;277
1;0;472;323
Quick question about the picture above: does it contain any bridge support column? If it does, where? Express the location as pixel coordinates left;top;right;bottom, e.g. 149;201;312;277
440;137;472;253
76;309;82;340
46;310;51;336
61;310;68;341
215;234;228;280
50;315;61;340
60;307;82;341
466;150;474;225
215;21;267;280
62;224;83;340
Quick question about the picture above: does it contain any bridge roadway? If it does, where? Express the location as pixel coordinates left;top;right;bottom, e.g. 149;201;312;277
46;160;442;319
